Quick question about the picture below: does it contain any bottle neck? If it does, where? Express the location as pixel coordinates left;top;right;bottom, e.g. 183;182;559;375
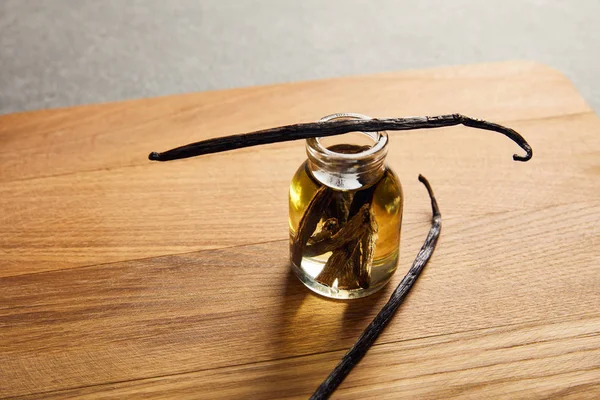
306;113;388;191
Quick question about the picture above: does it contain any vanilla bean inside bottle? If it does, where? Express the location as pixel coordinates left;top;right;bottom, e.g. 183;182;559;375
289;113;403;299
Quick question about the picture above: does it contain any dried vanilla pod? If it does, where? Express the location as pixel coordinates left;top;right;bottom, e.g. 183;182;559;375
347;182;377;219
304;178;379;290
149;114;532;162
313;202;378;289
311;175;442;399
316;244;357;288
350;238;362;284
346;179;379;288
358;209;378;288
291;186;333;266
305;204;373;258
324;191;352;225
308;218;340;245
337;240;363;289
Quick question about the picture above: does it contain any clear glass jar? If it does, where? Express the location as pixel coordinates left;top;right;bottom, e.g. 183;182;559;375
289;113;404;299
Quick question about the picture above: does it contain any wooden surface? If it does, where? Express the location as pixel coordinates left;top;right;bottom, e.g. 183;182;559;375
1;61;599;399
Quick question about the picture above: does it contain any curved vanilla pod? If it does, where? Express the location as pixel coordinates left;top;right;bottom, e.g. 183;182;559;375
310;174;441;400
149;114;532;162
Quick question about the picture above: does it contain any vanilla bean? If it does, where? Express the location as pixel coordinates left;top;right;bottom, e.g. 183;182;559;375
350;238;363;286
148;114;532;162
358;215;378;289
347;182;377;219
324;192;351;225
339;241;363;289
349;181;378;288
316;241;361;289
308;218;340;245
291;186;333;267
310;174;441;400
305;204;372;258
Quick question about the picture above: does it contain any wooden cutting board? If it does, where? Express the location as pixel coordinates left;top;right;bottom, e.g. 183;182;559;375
1;61;599;399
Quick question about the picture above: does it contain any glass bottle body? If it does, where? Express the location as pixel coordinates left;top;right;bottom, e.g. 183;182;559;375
288;113;403;299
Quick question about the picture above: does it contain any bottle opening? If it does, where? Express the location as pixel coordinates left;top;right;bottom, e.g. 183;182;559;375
308;113;387;162
306;113;389;190
317;131;377;155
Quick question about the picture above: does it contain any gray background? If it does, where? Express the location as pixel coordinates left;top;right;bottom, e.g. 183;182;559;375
1;0;599;116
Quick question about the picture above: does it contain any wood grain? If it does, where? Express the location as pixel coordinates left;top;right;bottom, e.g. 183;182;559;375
15;315;600;399
1;201;599;398
0;61;591;183
1;61;599;399
1;113;598;276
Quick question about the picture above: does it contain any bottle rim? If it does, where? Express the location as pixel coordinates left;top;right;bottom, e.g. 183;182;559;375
306;113;388;162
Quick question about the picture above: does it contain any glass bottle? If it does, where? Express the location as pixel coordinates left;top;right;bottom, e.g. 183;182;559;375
289;113;403;299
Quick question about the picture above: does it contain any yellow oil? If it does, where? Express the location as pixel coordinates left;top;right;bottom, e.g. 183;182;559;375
289;161;403;299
